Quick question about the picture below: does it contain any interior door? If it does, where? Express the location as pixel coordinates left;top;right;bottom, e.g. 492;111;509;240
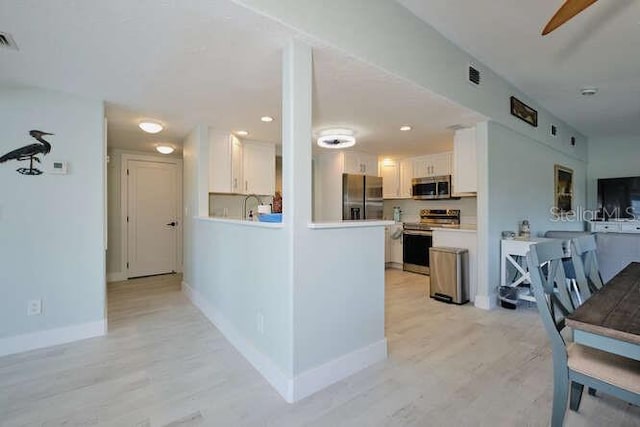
127;160;178;278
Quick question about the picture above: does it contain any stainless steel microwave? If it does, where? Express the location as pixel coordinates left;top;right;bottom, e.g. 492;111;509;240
412;175;452;200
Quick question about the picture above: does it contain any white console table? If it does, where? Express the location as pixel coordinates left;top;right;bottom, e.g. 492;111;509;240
500;237;555;302
589;220;640;234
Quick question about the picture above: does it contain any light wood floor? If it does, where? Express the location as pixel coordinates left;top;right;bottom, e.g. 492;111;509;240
1;270;639;426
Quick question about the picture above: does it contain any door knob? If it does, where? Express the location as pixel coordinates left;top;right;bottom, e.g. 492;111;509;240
166;221;177;227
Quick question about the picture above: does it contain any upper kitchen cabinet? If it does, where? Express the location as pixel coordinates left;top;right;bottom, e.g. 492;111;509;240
452;127;477;196
413;152;451;178
209;129;275;195
343;151;378;175
242;141;275;195
379;158;413;199
380;160;399;199
209;130;243;193
399;158;413;198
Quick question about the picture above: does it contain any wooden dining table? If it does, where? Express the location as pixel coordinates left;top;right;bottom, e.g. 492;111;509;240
566;262;640;361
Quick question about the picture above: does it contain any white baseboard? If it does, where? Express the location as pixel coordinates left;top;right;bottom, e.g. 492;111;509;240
385;262;403;270
292;338;387;402
181;281;294;401
106;272;127;282
182;280;388;403
474;294;496;310
0;320;107;358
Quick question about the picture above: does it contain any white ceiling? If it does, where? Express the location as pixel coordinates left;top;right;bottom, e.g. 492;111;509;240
396;0;640;139
0;0;484;158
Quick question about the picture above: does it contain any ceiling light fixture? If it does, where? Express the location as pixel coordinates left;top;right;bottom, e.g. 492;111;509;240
580;87;598;96
139;121;164;134
155;145;175;154
400;125;412;132
317;129;356;149
261;116;274;123
235;130;249;136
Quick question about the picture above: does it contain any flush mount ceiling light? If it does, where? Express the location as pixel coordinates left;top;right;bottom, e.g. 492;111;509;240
261;116;274;123
235;130;249;136
139;120;164;134
317;129;356;149
580;87;598;96
400;125;412;132
155;145;175;154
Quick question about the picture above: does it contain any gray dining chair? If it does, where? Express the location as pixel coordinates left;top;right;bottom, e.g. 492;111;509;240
527;240;640;427
571;235;604;292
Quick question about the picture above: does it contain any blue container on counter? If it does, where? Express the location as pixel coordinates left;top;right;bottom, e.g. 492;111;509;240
258;213;283;223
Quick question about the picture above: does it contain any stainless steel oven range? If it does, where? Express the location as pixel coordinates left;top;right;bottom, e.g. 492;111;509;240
403;209;460;275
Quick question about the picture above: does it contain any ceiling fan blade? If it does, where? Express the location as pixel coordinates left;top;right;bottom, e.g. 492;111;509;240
542;0;598;35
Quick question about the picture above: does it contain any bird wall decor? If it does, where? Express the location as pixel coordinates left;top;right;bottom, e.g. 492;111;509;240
0;130;54;175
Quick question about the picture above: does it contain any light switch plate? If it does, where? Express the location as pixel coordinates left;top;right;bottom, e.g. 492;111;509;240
27;299;42;316
48;160;68;174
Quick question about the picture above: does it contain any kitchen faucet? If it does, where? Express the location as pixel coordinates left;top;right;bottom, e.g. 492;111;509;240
242;194;263;220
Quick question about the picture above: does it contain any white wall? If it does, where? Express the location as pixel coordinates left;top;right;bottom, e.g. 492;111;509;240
0;87;106;353
586;136;640;209
182;125;294;392
293;227;385;374
484;121;587;302
106;149;182;281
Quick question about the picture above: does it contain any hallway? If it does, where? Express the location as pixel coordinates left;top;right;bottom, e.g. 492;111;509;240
1;272;638;426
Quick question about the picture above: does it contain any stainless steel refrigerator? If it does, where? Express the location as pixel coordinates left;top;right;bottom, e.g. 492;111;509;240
342;174;383;220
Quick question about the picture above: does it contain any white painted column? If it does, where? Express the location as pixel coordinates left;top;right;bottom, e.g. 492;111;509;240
475;121;494;309
282;39;313;228
195;125;210;218
281;38;313;402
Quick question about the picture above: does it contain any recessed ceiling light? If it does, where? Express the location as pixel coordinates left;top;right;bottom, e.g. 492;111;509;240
155;145;175;154
139;121;164;134
580;87;598;96
261;116;274;123
317;129;356;149
400;125;412;132
235;130;249;136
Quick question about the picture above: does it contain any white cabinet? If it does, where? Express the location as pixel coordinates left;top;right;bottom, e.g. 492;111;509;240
379;158;413;199
385;224;403;268
242;141;275;195
589;221;640;233
343;151;378;175
413;152;451;178
399;158;414;198
385;227;391;263
380;160;400;199
209;131;243;193
452;127;477;196
209;129;275;195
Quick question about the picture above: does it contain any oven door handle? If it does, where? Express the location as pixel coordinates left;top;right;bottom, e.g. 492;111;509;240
403;230;433;236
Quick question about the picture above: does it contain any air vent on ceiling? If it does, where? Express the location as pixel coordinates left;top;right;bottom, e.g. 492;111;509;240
468;64;481;86
0;32;18;50
550;124;558;137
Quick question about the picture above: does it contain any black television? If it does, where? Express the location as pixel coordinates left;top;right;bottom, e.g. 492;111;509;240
597;176;640;220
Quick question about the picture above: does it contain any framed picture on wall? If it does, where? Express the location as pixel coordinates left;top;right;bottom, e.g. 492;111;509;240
555;164;573;216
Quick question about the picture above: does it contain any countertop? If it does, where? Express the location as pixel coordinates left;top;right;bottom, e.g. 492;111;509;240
308;220;394;229
430;225;477;233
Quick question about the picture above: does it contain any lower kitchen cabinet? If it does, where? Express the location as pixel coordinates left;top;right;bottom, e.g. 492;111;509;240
385;224;403;269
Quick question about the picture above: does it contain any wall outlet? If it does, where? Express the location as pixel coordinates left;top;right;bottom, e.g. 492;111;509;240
27;299;42;316
256;311;264;335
